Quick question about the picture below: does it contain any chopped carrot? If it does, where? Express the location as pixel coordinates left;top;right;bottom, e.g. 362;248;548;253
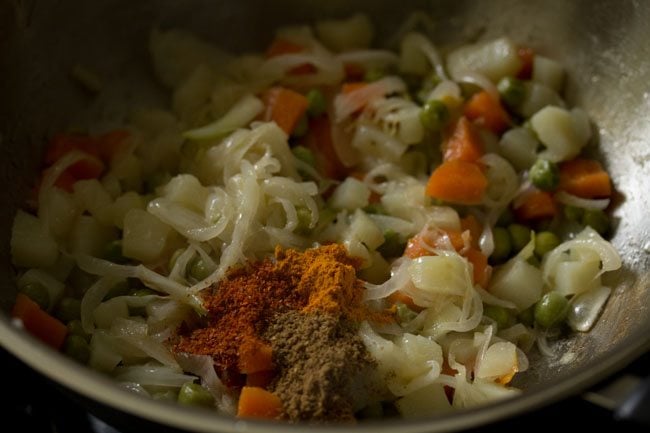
460;215;482;249
517;47;535;80
238;339;274;374
46;168;78;193
45;133;100;165
403;228;466;258
442;117;485;163
246;370;276;389
261;87;309;135
426;160;488;205
387;291;424;312
12;293;68;350
465;248;491;288
265;38;315;75
304;116;347;180
463;91;511;135
44;133;106;181
237;386;283;420
344;63;365;81
97;130;131;163
515;190;558;220
341;81;368;94
559;159;612;198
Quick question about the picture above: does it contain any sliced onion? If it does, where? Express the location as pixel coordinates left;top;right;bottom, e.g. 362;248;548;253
455;71;500;102
175;352;235;414
554;191;610;210
81;276;122;334
476;286;517;309
259;52;344;87
401;33;448;80
334;76;406;122
363;258;412;301
113;365;195;387
426;80;461;102
183;94;263;141
567;285;611;332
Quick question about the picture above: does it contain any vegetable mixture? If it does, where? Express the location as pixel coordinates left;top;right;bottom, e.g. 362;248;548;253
10;13;621;422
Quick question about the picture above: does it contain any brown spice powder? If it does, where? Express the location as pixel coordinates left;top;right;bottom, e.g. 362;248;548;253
264;310;378;422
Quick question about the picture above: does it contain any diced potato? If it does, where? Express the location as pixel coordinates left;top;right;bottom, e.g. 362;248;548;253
89;331;122;373
101;173;122;199
315;13;374;52
447;38;521;82
498;127;539;171
162;174;210;213
11;210;59;268
475;341;518;380
532;55;565;92
110;153;143;192
68;215;118;257
345;210;384;250
554;258;601;296
517;82;563;118
111;192;146;229
489;259;543;311
382;183;428;219
74;179;114;226
531;106;589;162
122;209;177;263
409;255;469;296
43;187;79;240
329;177;371;211
395;383;452;417
93;298;129;329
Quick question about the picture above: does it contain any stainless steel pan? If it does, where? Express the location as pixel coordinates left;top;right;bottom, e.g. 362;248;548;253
1;0;649;431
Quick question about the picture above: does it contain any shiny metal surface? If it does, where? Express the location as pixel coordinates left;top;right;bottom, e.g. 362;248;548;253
1;0;649;431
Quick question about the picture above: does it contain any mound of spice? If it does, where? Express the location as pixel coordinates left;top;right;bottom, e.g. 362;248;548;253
173;244;387;421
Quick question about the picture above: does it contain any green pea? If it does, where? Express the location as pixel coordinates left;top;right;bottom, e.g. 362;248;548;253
363;203;387;215
491;227;513;263
534;292;569;328
508;224;532;253
67;319;89;341
497;76;525;107
105;280;130;300
496;208;514;227
535;231;561;257
395;302;418;323
364;67;385;82
563;205;585;222
177;382;214;407
188;257;212;281
55;298;81;323
291;145;316;167
420;100;449;132
64;335;90;364
484;305;512;329
19;282;50;310
306;89;326;117
582;209;609;235
295;206;313;236
517;306;535;327
529;159;560;191
377;230;407;258
292;114;308;138
102;240;129;264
